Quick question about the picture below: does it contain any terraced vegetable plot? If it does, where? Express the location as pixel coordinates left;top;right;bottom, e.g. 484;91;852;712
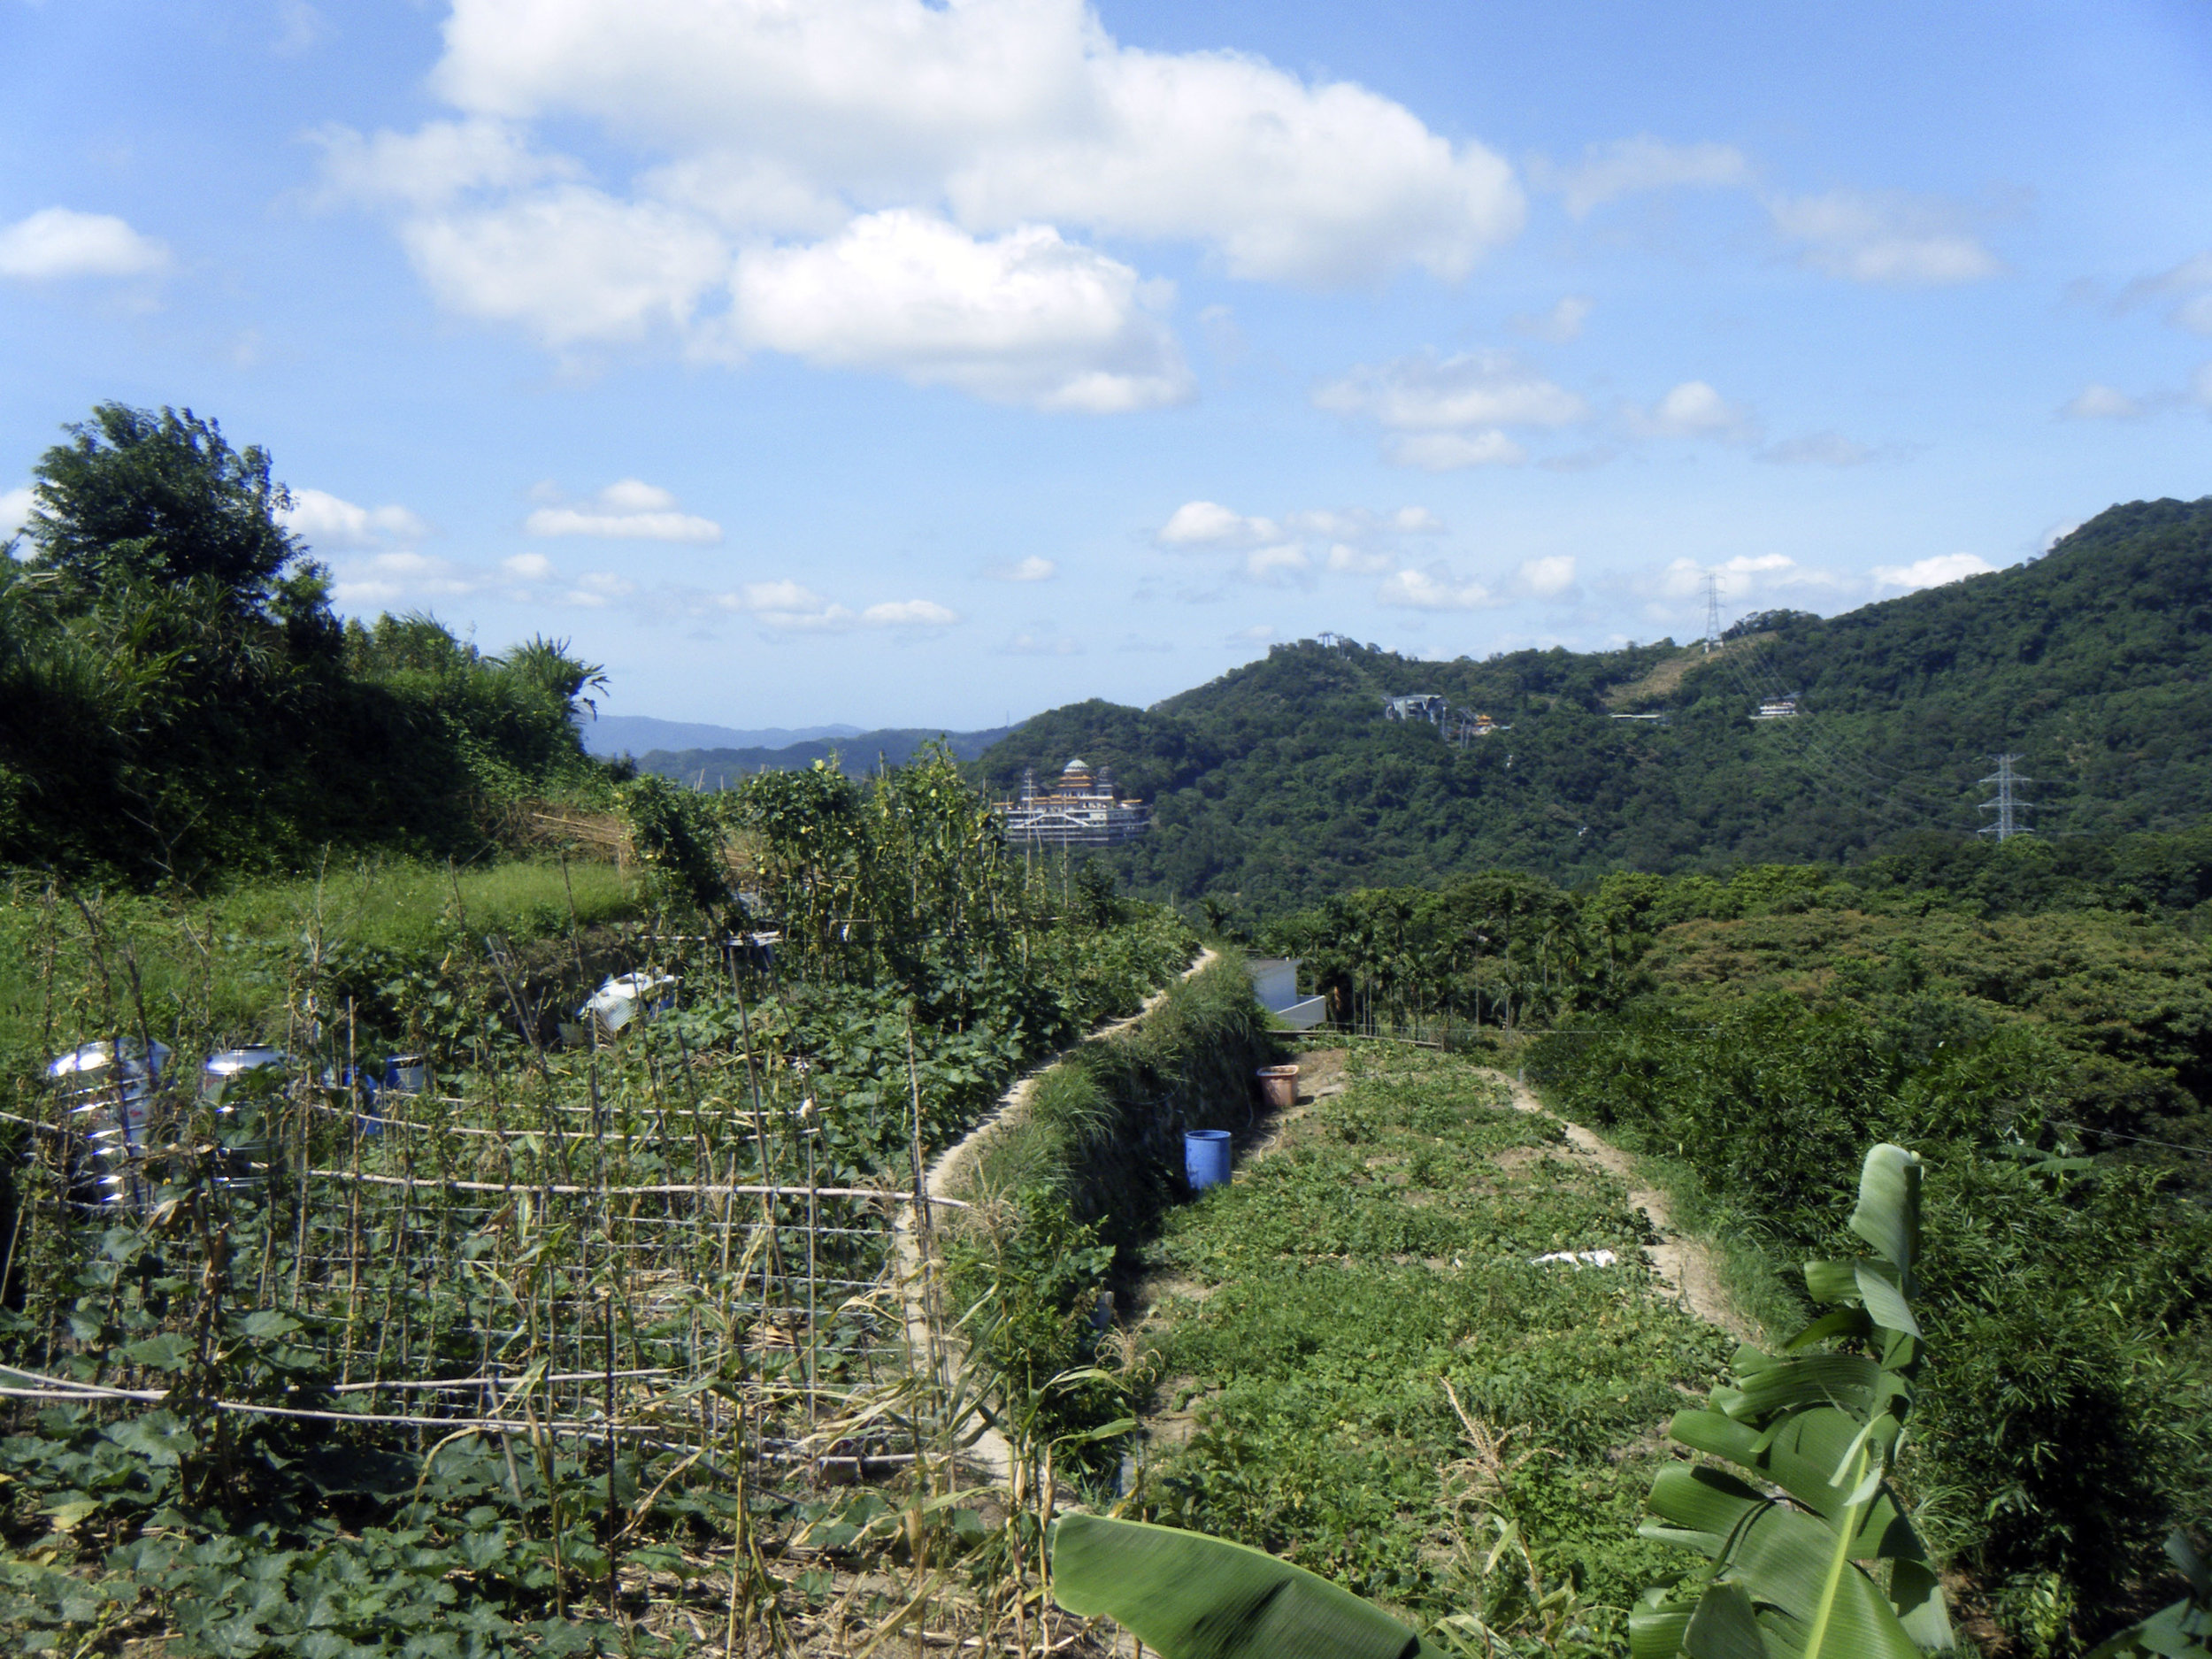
1127;1044;1733;1653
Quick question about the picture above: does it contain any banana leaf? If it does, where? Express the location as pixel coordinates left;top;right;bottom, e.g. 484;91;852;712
1638;1142;1954;1657
1050;1513;1450;1659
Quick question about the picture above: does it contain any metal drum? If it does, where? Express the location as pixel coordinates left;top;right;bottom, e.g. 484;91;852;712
48;1039;171;1210
197;1048;290;1191
199;1046;288;1104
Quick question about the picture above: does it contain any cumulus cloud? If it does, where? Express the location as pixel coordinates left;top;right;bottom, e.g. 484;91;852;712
718;580;959;633
1244;544;1310;584
403;185;733;348
987;555;1058;581
727;211;1190;411
1377;563;1496;611
1759;431;1878;465
1389;431;1527;471
1767;188;2000;286
1156;499;1451;584
1631;380;1752;439
1325;542;1396;575
321;0;1525;403
2118;250;2212;335
1000;628;1084;656
503;552;555;580
1511;295;1591;343
1159;501;1278;548
1;486;35;541
426;0;1522;288
1317;349;1584;430
2062;383;2144;420
1871;552;1995;592
1532;136;1752;219
1654;552;1843;604
1515;555;1578;599
0;208;170;280
331;549;488;607
524;479;722;542
281;488;433;549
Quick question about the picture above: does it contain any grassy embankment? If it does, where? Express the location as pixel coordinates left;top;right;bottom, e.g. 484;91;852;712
1122;1041;1733;1655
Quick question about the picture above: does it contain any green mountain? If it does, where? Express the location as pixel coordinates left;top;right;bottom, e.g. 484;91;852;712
634;725;1015;788
981;495;2212;913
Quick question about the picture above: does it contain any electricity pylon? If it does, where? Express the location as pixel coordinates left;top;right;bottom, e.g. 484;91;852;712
1978;754;2034;842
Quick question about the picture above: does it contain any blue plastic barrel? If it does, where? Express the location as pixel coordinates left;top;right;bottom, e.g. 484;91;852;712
1184;1129;1233;1194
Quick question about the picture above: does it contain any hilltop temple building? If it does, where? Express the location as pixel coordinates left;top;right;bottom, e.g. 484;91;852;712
993;757;1149;847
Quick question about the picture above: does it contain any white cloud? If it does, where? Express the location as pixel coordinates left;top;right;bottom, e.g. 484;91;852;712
0;208;170;280
562;570;639;607
1317;349;1585;430
1158;498;1453;580
1;486;35;541
1760;432;1878;465
2118;250;2212;335
1767;189;2000;286
525;479;722;542
503;552;555;580
426;0;1521;288
1377;563;1496;611
1244;544;1310;584
2062;383;2143;420
862;598;959;626
1325;542;1395;574
727;210;1190;411
1871;552;1995;591
987;555;1058;581
323;0;1525;403
331;549;488;606
1225;623;1275;646
1516;555;1578;598
315;117;579;210
1632;380;1751;439
1655;552;1842;604
1533;136;1752;218
280;488;433;549
1388;431;1527;470
403;184;733;348
1000;629;1084;656
1159;500;1278;548
720;580;958;633
1512;295;1591;343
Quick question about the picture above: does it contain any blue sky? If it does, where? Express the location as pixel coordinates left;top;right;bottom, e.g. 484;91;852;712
4;0;2208;731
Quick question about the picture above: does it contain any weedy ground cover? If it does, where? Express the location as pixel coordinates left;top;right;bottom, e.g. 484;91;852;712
1129;1044;1733;1653
0;755;1207;1655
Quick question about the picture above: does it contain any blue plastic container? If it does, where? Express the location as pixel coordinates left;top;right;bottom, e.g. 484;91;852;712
1184;1129;1233;1194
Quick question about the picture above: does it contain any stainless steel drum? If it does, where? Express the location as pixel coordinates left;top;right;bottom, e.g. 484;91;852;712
196;1048;290;1191
199;1047;288;1104
48;1039;170;1209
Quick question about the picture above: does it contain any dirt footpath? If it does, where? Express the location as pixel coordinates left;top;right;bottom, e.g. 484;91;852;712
1494;1066;1755;1343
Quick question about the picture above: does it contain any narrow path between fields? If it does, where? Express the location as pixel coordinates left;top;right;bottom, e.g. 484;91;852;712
1494;1066;1755;1343
895;948;1224;1485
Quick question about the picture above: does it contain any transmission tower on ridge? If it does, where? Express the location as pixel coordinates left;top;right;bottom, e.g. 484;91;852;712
1978;754;2034;842
1702;573;1723;655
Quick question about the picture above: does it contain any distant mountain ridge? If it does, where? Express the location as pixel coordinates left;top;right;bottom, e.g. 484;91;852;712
580;715;866;757
977;495;2212;913
633;725;1018;787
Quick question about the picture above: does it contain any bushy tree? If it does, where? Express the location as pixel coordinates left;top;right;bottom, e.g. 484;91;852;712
24;403;330;633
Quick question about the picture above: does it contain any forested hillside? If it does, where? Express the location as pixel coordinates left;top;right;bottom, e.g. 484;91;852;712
0;404;614;883
982;496;2212;911
632;722;1013;787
